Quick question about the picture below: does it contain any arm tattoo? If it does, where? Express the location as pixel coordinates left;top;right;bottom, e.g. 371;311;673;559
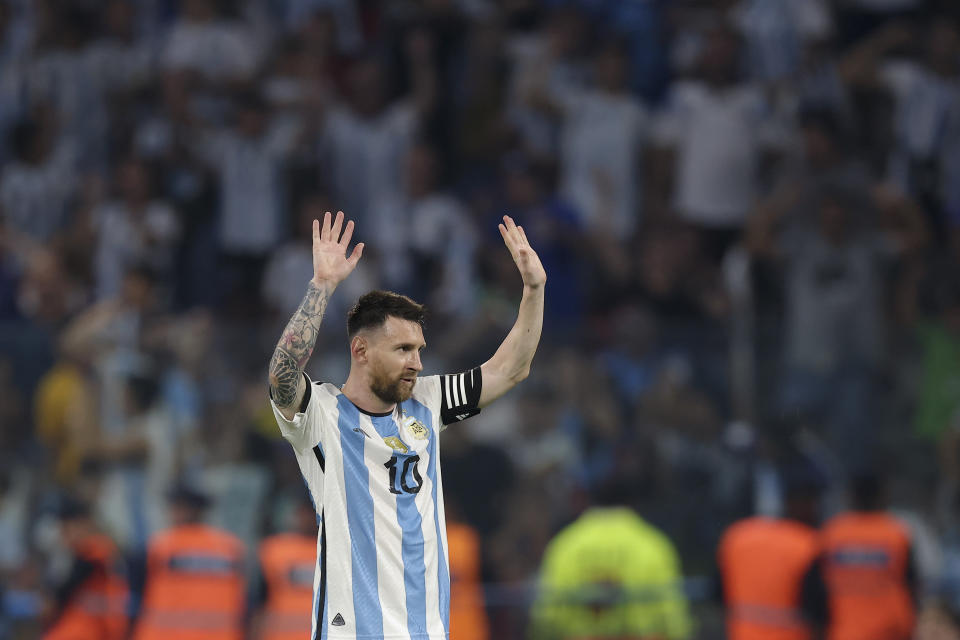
269;282;329;408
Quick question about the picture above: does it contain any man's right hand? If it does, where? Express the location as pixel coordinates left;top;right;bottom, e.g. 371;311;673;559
312;210;364;288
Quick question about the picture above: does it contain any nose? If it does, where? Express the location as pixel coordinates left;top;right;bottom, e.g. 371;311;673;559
409;350;423;372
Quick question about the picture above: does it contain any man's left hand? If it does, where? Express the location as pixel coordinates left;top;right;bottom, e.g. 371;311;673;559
499;215;547;290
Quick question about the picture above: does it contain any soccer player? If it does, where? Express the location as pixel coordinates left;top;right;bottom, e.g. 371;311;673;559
268;211;545;639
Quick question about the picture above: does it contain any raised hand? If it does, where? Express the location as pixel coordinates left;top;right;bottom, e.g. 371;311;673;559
499;215;546;289
312;211;364;287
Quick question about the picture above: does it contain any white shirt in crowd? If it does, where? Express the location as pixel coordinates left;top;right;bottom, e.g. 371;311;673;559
556;88;649;237
507;34;588;158
275;0;363;52
732;0;833;81
93;200;181;300
0;140;77;242
369;192;478;317
27;49;111;165
86;35;156;95
881;60;960;207
162;18;261;82
322;103;418;224
97;405;180;550
654;81;785;228
198;118;301;255
261;240;376;321
782;227;887;372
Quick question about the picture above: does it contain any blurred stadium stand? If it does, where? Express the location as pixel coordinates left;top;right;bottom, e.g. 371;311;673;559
3;0;960;638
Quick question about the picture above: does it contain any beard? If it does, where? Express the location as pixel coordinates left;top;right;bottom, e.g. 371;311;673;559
370;367;416;404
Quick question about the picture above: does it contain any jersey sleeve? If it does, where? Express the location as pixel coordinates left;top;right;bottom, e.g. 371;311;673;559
269;372;324;453
412;368;483;429
438;367;483;427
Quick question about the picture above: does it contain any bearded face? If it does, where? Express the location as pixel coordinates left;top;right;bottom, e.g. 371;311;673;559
363;317;424;405
369;358;416;404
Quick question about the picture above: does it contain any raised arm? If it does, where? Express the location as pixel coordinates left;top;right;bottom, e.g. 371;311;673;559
479;215;547;407
268;211;363;420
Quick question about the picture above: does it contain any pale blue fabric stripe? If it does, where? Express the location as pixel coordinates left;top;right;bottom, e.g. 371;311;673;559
336;396;383;637
370;414;428;637
407;399;450;635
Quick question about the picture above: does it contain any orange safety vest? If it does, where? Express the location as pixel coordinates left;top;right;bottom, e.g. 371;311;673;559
821;512;915;640
718;517;821;640
447;521;489;640
44;534;129;640
133;524;246;640
258;533;316;640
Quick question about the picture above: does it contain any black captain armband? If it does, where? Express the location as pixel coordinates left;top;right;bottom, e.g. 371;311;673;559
439;367;482;426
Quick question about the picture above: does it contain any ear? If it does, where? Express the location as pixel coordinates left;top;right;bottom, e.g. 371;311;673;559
350;335;367;362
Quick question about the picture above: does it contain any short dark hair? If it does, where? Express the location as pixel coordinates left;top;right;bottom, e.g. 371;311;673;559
347;291;426;338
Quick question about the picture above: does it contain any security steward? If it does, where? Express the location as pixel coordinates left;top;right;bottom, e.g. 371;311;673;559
254;497;317;640
530;479;692;640
821;472;917;640
446;503;489;640
133;484;246;640
43;497;129;640
717;472;829;640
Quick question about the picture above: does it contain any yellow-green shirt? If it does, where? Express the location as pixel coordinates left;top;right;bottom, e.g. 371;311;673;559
530;507;692;640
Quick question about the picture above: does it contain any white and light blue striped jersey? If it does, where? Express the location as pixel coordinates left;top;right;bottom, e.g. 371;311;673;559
270;369;482;640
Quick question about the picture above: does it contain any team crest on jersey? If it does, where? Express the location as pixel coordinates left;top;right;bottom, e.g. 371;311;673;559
403;416;430;440
382;436;409;453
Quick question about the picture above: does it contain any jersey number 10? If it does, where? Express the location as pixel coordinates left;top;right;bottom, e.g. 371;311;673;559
385;455;423;495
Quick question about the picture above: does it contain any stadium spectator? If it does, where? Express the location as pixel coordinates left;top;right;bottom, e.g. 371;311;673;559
0;113;77;244
190;91;302;311
527;39;651;239
320;46;435;227
747;183;927;470
508;7;590;161
497;152;584;333
454;18;513;175
160;0;262;84
653;24;787;259
26;6;110;168
841;17;960;236
368;141;479;317
84;0;156;100
91;158;180;301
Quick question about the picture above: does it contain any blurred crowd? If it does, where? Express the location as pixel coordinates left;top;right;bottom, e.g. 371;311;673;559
3;0;960;637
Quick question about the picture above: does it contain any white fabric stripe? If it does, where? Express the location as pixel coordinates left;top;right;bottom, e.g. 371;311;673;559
292;425;326;639
451;375;461;407
443;375;452;409
469;368;474;387
458;374;467;407
417;432;443;636
322;394;357;639
363;414;408;639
